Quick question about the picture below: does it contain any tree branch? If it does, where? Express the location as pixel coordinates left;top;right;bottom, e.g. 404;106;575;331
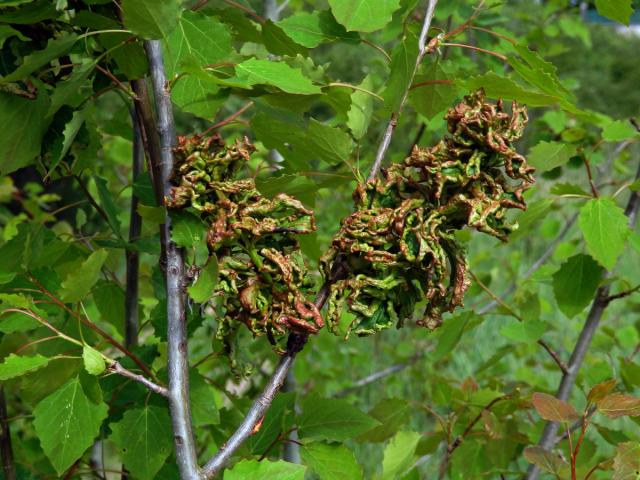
203;4;440;476
107;362;168;397
525;161;640;480
439;394;511;479
125;109;144;348
367;0;439;181
0;388;15;480
143;40;201;480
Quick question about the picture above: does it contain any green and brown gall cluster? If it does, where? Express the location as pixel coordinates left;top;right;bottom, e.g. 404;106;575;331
321;90;534;337
167;135;322;350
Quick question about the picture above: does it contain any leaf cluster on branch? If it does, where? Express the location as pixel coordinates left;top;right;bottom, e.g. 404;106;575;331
167;135;322;353
321;90;535;337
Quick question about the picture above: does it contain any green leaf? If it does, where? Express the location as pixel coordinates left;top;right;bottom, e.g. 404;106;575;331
278;10;359;48
602;120;638;142
262;20;308;57
0;353;50;380
0;92;51;175
301;443;362;480
357;398;410;443
508;45;573;102
306;119;354;166
252;113;353;170
95;176;122;236
383;30;418;113
499;320;548;344
171;211;206;248
187;258;219;303
432;313;471;361
82;346;106;376
232;59;321;95
0;33;78;84
0;24;28;48
47;60;95;116
595;0;633;26
613;442;640;480
460;72;559;107
121;0;181;39
347;75;375;139
60;249;109;303
409;63;457;120
298;395;381;441
33;376;108;475
329;0;401;32
381;431;421;480
190;370;220;427
256;174;317;208
109;406;173;480
509;198;555;241
531;392;579;422
552;254;604;318
527;141;578;173
163;11;231;118
550;182;591;197
225;460;306;480
579;197;631;270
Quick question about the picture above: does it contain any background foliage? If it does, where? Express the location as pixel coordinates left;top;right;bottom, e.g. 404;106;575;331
0;0;639;479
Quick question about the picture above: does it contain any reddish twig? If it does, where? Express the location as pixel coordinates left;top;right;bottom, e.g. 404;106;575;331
202;102;254;136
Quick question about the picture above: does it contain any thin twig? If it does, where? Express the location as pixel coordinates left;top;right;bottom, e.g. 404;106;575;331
0;388;16;480
27;277;156;380
582;156;599;197
144;40;201;480
221;0;264;23
201;102;254;136
604;284;640;303
124;108;144;348
525;161;640;480
335;353;425;397
477;213;578;315
361;39;391;61
439;394;510;478
470;271;568;374
441;42;507;61
107;362;168;397
367;0;439;181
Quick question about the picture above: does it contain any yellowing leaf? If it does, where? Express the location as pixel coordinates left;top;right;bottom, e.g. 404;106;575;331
82;346;106;376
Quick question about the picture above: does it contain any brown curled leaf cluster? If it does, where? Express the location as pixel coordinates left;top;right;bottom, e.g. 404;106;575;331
321;90;534;337
167;134;322;351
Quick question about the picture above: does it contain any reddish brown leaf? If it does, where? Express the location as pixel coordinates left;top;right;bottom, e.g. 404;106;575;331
597;394;640;419
587;379;617;404
523;446;567;474
531;392;579;422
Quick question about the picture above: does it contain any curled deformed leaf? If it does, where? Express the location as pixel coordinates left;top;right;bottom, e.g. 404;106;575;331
166;134;321;354
322;90;534;336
